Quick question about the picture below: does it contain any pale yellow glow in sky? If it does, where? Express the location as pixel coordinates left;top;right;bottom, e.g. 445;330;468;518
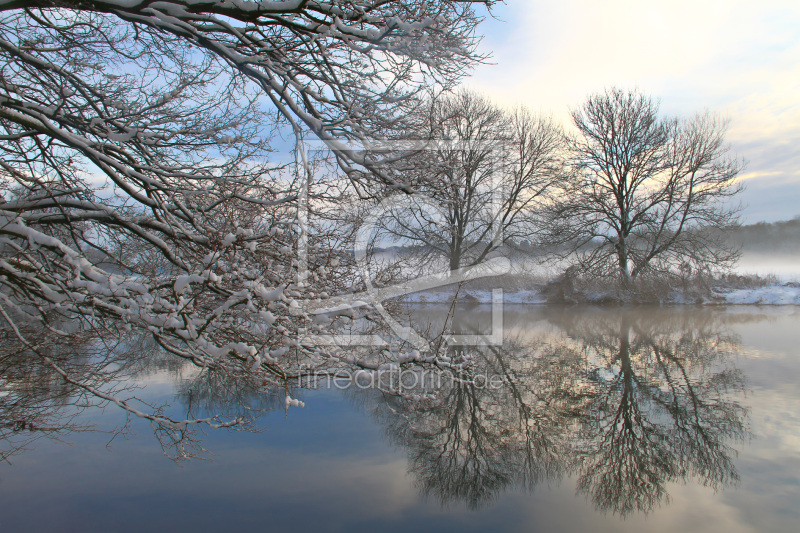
465;0;800;221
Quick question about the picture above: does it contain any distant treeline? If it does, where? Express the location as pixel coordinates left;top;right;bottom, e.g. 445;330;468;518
375;218;800;258
732;217;800;253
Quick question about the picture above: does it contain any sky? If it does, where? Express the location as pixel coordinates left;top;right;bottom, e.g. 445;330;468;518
463;0;800;223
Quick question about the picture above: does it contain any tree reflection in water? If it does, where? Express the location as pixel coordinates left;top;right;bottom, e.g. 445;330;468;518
366;336;589;509
1;329;90;463
362;307;747;515
1;306;749;517
0;325;268;463
559;309;747;515
0;321;140;463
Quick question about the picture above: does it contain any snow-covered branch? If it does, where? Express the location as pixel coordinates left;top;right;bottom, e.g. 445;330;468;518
0;1;491;437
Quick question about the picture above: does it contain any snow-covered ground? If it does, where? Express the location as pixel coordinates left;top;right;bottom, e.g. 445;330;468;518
716;284;800;305
388;251;800;306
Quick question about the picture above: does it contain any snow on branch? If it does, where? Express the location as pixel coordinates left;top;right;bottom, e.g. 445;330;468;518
0;1;490;439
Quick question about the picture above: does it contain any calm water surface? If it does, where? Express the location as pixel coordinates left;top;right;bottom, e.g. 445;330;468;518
2;305;799;532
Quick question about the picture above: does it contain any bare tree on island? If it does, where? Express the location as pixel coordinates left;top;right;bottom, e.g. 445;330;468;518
550;88;744;287
0;1;493;442
374;91;564;273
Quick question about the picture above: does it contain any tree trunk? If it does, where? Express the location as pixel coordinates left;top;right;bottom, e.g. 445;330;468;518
449;232;463;273
617;236;633;287
449;252;461;273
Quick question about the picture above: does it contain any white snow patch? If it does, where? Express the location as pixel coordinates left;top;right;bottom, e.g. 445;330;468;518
285;395;305;409
716;284;800;305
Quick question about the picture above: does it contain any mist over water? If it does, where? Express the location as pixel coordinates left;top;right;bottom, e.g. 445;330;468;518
735;252;800;281
732;217;800;281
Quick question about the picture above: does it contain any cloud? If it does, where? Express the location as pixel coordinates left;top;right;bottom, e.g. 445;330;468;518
467;0;800;221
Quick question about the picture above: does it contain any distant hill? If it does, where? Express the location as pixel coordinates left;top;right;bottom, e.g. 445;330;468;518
732;217;800;253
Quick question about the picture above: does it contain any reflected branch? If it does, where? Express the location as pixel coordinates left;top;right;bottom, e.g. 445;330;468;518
361;306;749;516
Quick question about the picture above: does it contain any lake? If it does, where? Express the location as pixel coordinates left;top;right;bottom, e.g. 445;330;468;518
2;304;799;532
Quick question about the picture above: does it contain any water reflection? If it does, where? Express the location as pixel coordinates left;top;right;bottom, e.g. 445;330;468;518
0;326;125;463
559;310;746;515
1;305;752;520
0;327;274;463
371;337;586;509
174;368;285;430
362;306;748;515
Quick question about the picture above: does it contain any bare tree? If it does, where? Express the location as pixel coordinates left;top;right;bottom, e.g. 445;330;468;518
0;1;491;429
375;90;563;273
551;88;744;285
